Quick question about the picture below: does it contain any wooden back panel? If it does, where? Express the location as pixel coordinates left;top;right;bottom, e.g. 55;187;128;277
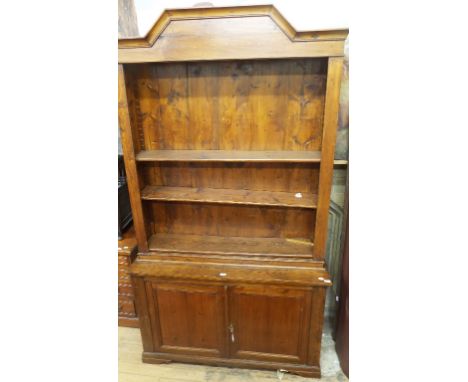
150;203;315;239
141;162;320;194
125;59;327;151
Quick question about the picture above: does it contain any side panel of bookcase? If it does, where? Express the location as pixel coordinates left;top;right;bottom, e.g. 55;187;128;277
313;57;344;260
118;64;149;251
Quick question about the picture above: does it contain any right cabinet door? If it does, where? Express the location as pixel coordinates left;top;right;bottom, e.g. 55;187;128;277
228;284;312;364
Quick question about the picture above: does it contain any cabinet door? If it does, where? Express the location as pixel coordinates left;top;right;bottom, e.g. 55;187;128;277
146;281;227;357
228;284;311;364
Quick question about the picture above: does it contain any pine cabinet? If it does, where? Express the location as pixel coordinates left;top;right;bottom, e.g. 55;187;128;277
138;278;327;377
119;5;347;378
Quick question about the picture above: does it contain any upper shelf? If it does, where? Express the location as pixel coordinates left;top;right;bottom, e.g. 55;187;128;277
136;150;321;163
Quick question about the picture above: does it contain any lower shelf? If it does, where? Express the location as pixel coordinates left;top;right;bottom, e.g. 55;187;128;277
148;233;313;257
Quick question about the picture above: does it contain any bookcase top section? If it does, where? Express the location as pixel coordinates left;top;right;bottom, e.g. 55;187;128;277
118;5;348;63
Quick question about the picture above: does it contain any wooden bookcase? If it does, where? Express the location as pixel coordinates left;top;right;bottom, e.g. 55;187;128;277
118;5;347;378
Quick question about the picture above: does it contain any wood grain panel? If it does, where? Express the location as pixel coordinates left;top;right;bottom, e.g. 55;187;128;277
217;61;250;150
187;63;218;149
141;162;320;194
151;203;315;239
247;61;285;150
119;17;345;63
155;63;189;149
148;282;227;356
285;60;327;151
127;59;327;152
229;285;310;363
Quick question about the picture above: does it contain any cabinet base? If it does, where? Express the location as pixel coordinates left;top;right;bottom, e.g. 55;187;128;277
142;352;321;378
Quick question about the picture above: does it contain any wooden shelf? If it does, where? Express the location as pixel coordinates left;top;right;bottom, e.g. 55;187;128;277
136;150;321;163
148;233;314;258
141;186;317;209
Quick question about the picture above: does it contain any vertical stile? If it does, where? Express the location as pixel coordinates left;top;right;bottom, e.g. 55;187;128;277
118;64;149;251
312;57;344;260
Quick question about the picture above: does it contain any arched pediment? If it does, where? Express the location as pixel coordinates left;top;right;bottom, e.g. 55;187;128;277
118;5;348;63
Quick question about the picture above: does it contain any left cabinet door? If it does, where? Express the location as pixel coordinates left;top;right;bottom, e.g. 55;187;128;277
146;281;227;357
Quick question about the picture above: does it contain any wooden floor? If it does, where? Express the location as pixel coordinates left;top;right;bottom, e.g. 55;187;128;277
119;323;348;382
